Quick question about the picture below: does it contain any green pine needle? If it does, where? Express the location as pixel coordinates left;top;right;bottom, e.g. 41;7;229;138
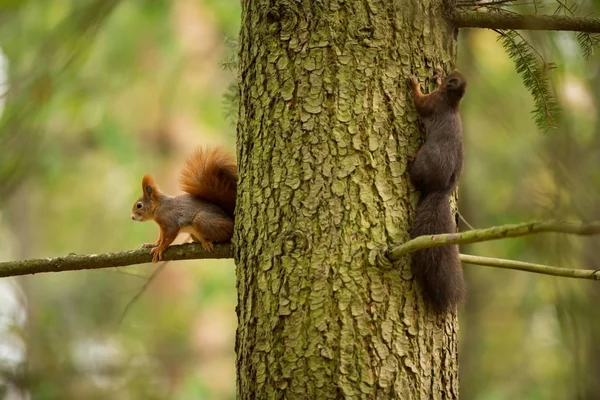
220;36;239;124
576;32;600;60
497;30;561;133
220;37;238;71
554;0;599;60
222;81;239;124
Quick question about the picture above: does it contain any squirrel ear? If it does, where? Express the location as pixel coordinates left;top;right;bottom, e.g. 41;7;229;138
142;174;157;198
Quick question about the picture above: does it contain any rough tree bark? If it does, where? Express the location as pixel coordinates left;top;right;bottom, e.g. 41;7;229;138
235;0;460;398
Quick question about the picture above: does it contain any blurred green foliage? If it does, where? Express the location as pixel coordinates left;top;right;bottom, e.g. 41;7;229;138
0;0;600;399
457;5;600;396
0;0;238;398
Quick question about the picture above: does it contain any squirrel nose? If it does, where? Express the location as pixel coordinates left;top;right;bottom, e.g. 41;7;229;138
131;215;135;220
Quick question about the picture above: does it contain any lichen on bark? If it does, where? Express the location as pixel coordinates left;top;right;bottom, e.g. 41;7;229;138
235;0;460;398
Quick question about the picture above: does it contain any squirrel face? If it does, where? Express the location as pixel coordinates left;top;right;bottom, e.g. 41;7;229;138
131;198;153;222
131;175;158;222
442;70;467;108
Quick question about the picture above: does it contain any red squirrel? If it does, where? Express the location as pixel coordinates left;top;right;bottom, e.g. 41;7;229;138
131;146;237;263
406;69;467;314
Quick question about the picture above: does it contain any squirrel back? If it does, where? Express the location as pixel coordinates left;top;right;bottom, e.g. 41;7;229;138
179;146;237;217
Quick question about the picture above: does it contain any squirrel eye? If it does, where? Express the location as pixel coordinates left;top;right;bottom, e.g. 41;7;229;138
136;202;143;209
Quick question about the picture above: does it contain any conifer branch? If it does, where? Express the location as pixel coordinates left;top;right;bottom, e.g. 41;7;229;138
496;29;560;132
387;220;600;260
459;254;600;280
552;0;600;59
449;10;600;32
0;243;233;278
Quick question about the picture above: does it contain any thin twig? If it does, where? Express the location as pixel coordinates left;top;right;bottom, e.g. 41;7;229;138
460;254;600;280
458;212;476;230
388;220;600;260
118;262;169;324
0;243;233;278
109;270;152;279
449;10;600;32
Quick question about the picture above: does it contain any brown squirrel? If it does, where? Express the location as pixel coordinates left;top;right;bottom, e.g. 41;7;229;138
406;69;467;314
131;146;237;263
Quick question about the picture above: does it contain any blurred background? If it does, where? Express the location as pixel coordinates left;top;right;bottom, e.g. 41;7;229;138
0;0;599;399
0;1;239;399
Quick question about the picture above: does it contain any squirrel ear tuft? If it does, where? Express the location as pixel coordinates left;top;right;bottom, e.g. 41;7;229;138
142;174;157;198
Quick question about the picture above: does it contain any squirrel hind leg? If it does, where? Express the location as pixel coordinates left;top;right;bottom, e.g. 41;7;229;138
191;212;234;249
180;227;214;251
188;231;215;252
200;238;214;252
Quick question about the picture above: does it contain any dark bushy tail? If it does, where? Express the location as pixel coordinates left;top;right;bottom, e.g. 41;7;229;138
411;192;465;313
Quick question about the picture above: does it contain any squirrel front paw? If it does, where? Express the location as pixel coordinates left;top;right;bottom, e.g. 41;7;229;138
150;247;164;263
141;243;157;249
406;76;419;90
432;68;444;86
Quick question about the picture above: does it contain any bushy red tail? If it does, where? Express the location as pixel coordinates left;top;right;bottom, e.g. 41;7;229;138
179;146;237;217
410;192;465;313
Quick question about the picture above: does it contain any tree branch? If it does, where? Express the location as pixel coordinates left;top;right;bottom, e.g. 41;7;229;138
455;0;522;8
0;243;233;278
4;221;600;280
388;220;600;260
449;10;600;32
459;254;600;280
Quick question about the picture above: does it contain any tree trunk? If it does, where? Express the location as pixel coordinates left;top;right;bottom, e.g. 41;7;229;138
235;1;460;398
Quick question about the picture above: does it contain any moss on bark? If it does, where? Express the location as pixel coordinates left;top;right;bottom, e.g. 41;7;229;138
235;0;460;398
